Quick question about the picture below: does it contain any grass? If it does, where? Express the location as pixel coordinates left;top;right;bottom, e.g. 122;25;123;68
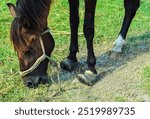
142;66;150;94
0;0;150;102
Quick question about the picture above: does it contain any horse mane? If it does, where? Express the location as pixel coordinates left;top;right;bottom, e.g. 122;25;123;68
10;0;51;52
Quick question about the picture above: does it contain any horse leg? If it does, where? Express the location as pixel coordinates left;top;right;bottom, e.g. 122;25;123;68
111;0;140;55
77;0;97;86
60;0;79;71
84;0;97;74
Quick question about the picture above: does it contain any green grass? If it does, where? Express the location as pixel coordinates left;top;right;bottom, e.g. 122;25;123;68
0;0;150;102
142;66;150;94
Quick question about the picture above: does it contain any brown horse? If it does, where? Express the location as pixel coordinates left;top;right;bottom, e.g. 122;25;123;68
7;0;54;88
7;0;140;88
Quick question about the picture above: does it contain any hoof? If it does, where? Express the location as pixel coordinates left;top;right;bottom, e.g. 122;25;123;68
77;70;97;86
60;59;78;72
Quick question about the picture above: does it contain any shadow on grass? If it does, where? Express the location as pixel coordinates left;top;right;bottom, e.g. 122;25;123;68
49;32;150;86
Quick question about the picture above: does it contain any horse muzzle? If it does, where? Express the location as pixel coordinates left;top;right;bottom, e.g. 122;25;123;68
23;75;48;88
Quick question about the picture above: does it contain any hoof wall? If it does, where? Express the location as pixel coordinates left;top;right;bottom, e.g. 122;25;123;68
77;70;97;86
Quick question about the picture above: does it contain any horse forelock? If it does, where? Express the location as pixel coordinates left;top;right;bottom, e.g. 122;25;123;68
16;0;51;29
10;18;27;53
10;0;51;53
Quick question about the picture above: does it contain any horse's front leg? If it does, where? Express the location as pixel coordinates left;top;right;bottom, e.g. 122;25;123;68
111;0;140;57
60;0;79;71
84;0;97;74
78;0;97;86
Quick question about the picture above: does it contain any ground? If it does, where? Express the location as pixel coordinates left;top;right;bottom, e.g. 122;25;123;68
47;35;150;102
0;0;150;102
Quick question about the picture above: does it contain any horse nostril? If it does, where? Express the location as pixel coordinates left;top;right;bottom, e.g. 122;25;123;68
26;81;34;88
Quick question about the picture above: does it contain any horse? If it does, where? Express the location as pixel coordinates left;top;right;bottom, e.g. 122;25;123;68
7;0;54;88
7;0;140;88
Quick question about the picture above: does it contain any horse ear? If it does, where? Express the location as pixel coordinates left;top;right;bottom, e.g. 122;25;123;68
7;3;18;18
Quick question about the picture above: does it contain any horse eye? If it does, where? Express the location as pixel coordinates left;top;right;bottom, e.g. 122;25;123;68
29;37;35;43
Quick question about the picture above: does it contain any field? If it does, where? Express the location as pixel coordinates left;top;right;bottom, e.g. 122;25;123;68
0;0;150;102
